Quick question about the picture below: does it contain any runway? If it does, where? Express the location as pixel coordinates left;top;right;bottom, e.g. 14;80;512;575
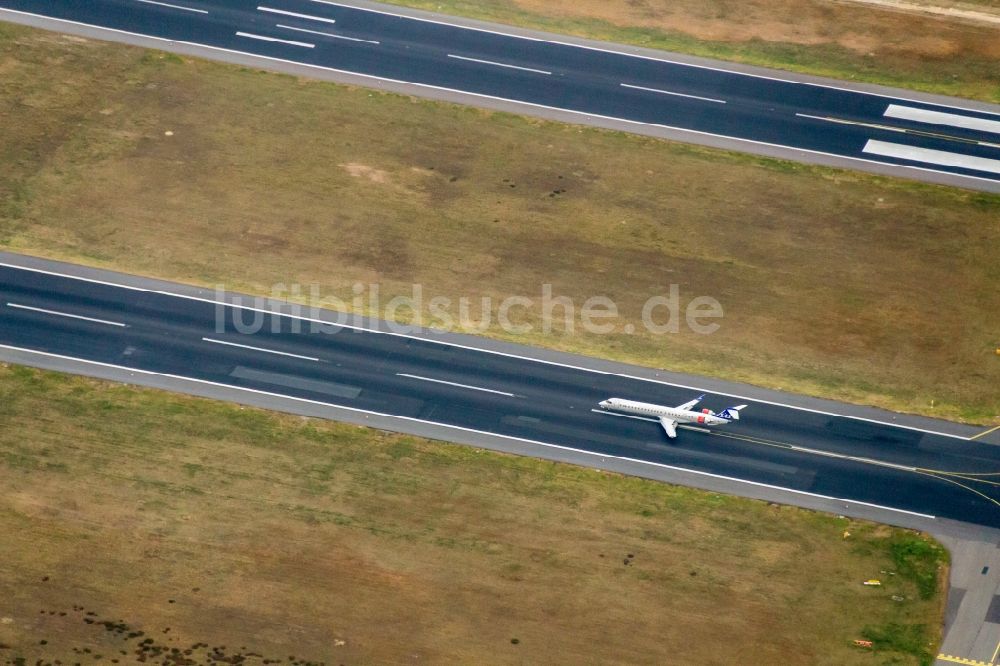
2;0;1000;191
3;258;1000;529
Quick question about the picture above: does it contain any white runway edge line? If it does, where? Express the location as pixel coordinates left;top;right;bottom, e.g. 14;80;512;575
1;8;997;189
621;83;726;104
5;302;127;328
447;54;551;75
396;373;518;397
885;104;1000;136
0;259;974;441
202;337;320;361
257;6;337;25
309;0;545;42
864;139;1000;175
0;341;937;521
277;24;380;44
235;31;314;48
136;0;208;13
169;39;1000;189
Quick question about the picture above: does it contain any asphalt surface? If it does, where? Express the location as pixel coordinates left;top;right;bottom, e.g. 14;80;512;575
3;259;1000;529
2;0;1000;191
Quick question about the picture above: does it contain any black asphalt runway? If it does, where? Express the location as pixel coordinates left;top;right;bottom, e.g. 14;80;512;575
3;262;1000;527
2;0;1000;189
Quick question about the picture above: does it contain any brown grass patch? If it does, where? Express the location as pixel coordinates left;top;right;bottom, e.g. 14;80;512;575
384;0;1000;101
0;25;998;424
0;365;947;664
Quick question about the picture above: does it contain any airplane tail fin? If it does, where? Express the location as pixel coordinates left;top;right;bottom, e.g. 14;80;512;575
717;405;748;421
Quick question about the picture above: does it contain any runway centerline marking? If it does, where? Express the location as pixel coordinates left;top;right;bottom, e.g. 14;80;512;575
276;24;379;44
937;653;992;665
396;373;518;397
0;258;977;441
302;0;1000;116
235;32;314;48
447;54;551;75
797;113;1000;148
257;6;337;25
202;337;320;361
5;302;127;328
0;341;939;520
621;83;726;104
135;0;208;13
885;104;1000;136
2;8;996;190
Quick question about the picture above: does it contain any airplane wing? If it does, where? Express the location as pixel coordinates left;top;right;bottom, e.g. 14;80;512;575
675;394;705;412
659;417;678;439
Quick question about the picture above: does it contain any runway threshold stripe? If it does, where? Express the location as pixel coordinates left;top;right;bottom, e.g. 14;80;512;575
885;104;1000;135
5;302;127;328
396;373;518;397
863;140;1000;175
447;54;551;75
235;31;314;48
135;0;208;13
202;337;320;361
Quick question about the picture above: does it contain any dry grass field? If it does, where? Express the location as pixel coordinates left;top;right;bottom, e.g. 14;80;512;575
0;364;948;664
1;25;998;423
386;0;1000;102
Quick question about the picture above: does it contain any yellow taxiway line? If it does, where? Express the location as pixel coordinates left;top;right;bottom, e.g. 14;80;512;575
971;424;1000;441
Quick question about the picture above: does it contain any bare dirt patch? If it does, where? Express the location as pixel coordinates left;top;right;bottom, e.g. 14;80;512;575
340;162;391;184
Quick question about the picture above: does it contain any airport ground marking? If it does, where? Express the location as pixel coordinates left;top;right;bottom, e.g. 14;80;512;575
236;31;314;48
971;425;1000;441
0;342;939;521
621;83;726;104
0;259;978;441
447;54;551;75
396;373;518;397
136;0;208;13
593;407;1000;506
886;104;1000;135
937;654;992;666
796;113;1000;149
3;7;998;191
276;24;379;44
915;469;1000;510
201;337;320;361
5;302;127;328
306;0;1000;116
257;6;336;25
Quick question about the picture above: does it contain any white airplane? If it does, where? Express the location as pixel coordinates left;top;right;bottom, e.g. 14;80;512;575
598;395;747;439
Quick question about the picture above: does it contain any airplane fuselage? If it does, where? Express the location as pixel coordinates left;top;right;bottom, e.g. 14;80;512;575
599;398;730;427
